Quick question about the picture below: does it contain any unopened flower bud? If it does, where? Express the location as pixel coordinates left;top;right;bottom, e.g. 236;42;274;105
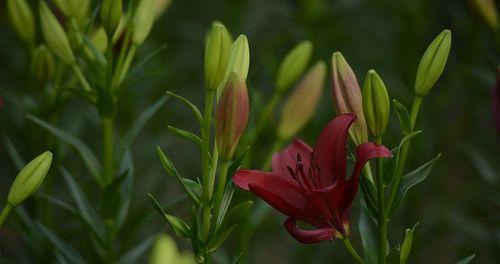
39;1;75;64
52;0;71;16
73;0;91;25
216;73;249;160
154;0;173;19
132;0;155;45
100;0;122;36
205;21;232;91
469;0;498;30
415;29;451;97
331;51;368;145
150;234;196;264
362;70;390;137
7;0;35;43
84;27;108;61
7;151;52;207
218;35;249;96
31;45;55;84
278;61;325;140
275;41;313;92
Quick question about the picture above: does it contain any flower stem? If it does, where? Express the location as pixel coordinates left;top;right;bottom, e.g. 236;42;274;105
201;89;215;243
71;63;92;91
386;95;423;215
343;238;365;264
375;136;387;263
211;159;230;228
102;117;115;185
0;204;13;228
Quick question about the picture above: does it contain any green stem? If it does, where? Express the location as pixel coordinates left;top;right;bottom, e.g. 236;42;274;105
375;136;387;263
343;238;365;264
0;204;13;228
201;89;215;243
211;159;230;228
113;45;137;91
71;63;92;91
102;117;115;185
386;96;423;215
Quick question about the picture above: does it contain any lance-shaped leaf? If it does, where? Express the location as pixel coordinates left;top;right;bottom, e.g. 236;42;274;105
167;125;202;148
384;131;422;185
389;154;442;216
149;194;191;238
27;115;103;187
61;168;104;238
400;222;419;264
115;95;169;163
358;203;378;264
115;150;134;230
167;91;204;128
216;183;234;227
393;100;412;135
210;200;253;252
456;254;476;264
156;147;202;205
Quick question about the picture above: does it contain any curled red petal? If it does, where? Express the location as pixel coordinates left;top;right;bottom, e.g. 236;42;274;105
284;218;336;244
272;139;313;177
233;170;308;219
313;114;356;186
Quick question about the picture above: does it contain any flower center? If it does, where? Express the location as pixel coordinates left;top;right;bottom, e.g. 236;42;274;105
286;153;325;193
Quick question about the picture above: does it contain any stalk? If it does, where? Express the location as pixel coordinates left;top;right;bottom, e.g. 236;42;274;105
102;117;115;185
201;89;215;245
375;136;387;263
343;238;365;264
386;96;423;214
211;159;230;228
71;64;92;91
0;204;13;227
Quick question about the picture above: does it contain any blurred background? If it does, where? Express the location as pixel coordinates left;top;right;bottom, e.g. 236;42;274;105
0;0;498;263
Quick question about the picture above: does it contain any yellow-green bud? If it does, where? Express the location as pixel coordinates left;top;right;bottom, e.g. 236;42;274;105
204;21;233;91
150;234;195;264
415;29;452;97
216;73;249;160
218;35;250;97
7;0;35;43
84;27;108;61
275;40;313;92
39;1;75;64
362;70;390;137
73;0;91;26
331;51;368;145
31;45;55;84
154;0;173;19
132;0;155;45
100;0;122;36
468;0;498;30
278;61;325;140
52;0;72;16
7;151;53;207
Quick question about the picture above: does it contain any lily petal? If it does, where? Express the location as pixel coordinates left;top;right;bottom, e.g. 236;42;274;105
233;170;307;218
313;114;356;186
284;218;336;244
272;139;312;177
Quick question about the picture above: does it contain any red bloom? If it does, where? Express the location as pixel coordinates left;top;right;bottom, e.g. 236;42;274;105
233;114;391;243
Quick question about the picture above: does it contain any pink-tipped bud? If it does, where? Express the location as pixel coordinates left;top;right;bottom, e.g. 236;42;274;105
331;52;368;145
216;73;249;160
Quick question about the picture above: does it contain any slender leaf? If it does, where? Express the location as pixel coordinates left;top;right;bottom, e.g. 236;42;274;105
156;147;202;205
82;34;107;65
221;201;253;231
128;44;168;77
456;254;475;264
209;224;236;253
149;193;191;238
2;133;25;170
115;95;169;162
393;99;411;135
36;222;85;264
385;131;422;185
117;235;156;264
400;222;419;264
359;203;378;264
389;154;442;216
27;115;103;186
61;168;104;238
166;91;203;128
217;183;234;227
167;125;202;147
116;151;134;230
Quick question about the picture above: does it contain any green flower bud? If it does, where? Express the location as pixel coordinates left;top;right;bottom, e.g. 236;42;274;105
150;234;196;264
84;27;108;61
415;29;452;97
132;0;155;45
52;0;72;16
278;61;325;140
468;0;498;30
362;70;390;137
216;73;249;160
218;35;250;97
39;1;75;64
7;151;52;207
154;0;173;19
331;51;368;145
7;0;35;43
275;41;313;92
204;21;233;91
31;45;55;84
100;0;122;36
73;0;91;26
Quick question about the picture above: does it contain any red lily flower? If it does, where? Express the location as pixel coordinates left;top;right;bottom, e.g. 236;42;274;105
233;114;391;243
